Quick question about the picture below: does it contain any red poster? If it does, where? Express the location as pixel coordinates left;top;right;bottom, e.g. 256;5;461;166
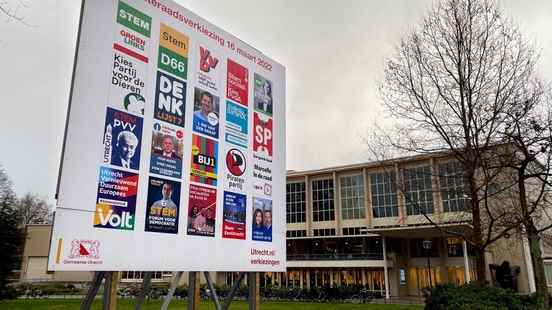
187;184;217;237
226;59;248;106
253;113;273;159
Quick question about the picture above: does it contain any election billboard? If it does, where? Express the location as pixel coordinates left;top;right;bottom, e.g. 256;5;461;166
49;0;285;272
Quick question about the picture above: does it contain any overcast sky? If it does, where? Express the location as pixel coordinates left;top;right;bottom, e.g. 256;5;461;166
1;0;551;204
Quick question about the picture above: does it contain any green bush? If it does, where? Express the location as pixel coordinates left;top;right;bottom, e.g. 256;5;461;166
425;283;536;310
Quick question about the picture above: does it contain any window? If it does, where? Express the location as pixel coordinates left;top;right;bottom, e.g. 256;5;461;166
312;179;335;222
286;230;307;238
340;175;365;219
342;227;367;236
121;271;169;280
403;165;434;215
286;182;306;223
545;262;552;286
370;171;398;218
447;238;464;257
439;161;468;212
313;228;336;237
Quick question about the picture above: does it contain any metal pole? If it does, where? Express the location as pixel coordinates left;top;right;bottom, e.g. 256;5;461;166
161;271;182;310
204;272;222;310
248;272;260;310
222;273;245;310
135;271;152;310
81;271;106;310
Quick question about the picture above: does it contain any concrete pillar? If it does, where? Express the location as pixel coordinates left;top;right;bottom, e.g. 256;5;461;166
329;269;334;287
300;270;304;289
462;240;471;283
306;271;311;289
522;234;537;293
383;236;390;299
362;269;367;286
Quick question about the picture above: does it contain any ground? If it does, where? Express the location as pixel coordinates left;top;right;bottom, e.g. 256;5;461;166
0;299;423;310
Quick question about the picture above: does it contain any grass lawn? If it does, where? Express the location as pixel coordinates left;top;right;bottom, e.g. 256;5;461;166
0;299;423;310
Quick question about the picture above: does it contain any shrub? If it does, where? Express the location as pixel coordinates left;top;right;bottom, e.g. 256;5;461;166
425;283;534;310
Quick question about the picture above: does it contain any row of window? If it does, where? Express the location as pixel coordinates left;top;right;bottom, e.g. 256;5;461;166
286;162;467;223
313;228;336;237
286;230;307;238
342;227;366;236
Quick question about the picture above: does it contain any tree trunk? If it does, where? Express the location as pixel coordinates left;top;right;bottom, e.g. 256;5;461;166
474;247;487;286
528;226;549;309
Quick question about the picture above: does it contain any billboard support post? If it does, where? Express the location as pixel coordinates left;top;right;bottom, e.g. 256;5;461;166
222;272;246;310
161;271;183;310
134;271;152;310
204;272;222;310
188;272;200;310
102;271;119;310
248;272;260;310
81;271;106;310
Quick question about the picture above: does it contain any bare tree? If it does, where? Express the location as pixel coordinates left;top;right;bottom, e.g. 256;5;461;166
16;192;52;225
378;0;541;285
498;86;552;308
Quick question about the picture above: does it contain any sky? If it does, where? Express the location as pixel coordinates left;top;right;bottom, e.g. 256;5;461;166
0;0;551;204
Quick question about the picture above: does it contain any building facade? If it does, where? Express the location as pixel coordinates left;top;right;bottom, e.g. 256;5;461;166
19;153;552;297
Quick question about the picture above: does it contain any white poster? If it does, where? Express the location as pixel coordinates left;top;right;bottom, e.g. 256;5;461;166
49;0;285;272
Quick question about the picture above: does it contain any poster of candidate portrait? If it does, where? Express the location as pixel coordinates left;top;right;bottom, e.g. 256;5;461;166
93;166;138;230
150;122;184;178
254;73;273;117
252;197;272;242
190;134;218;186
222;191;246;240
187;184;216;237
145;177;181;234
102;107;143;171
192;87;220;139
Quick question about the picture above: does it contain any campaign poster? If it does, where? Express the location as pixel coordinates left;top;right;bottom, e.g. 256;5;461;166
225;148;247;192
192;88;220;139
252;197;272;242
225;101;248;148
158;23;188;80
113;23;149;63
253;112;273;160
145;176;181;234
109;51;147;116
154;70;186;127
197;45;220;92
93;166;138;230
254;73;273;117
102;107;143;171
253;161;273;198
226;59;248;106
222;191;246;240
187;184;216;237
149;122;184;178
190;134;218;186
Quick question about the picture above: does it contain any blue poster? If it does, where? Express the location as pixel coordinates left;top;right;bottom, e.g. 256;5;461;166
93;166;138;230
252;197;272;242
192;87;220;139
149;122;184;178
154;70;186;128
102;107;143;171
222;191;246;240
225;100;248;148
145;176;181;234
